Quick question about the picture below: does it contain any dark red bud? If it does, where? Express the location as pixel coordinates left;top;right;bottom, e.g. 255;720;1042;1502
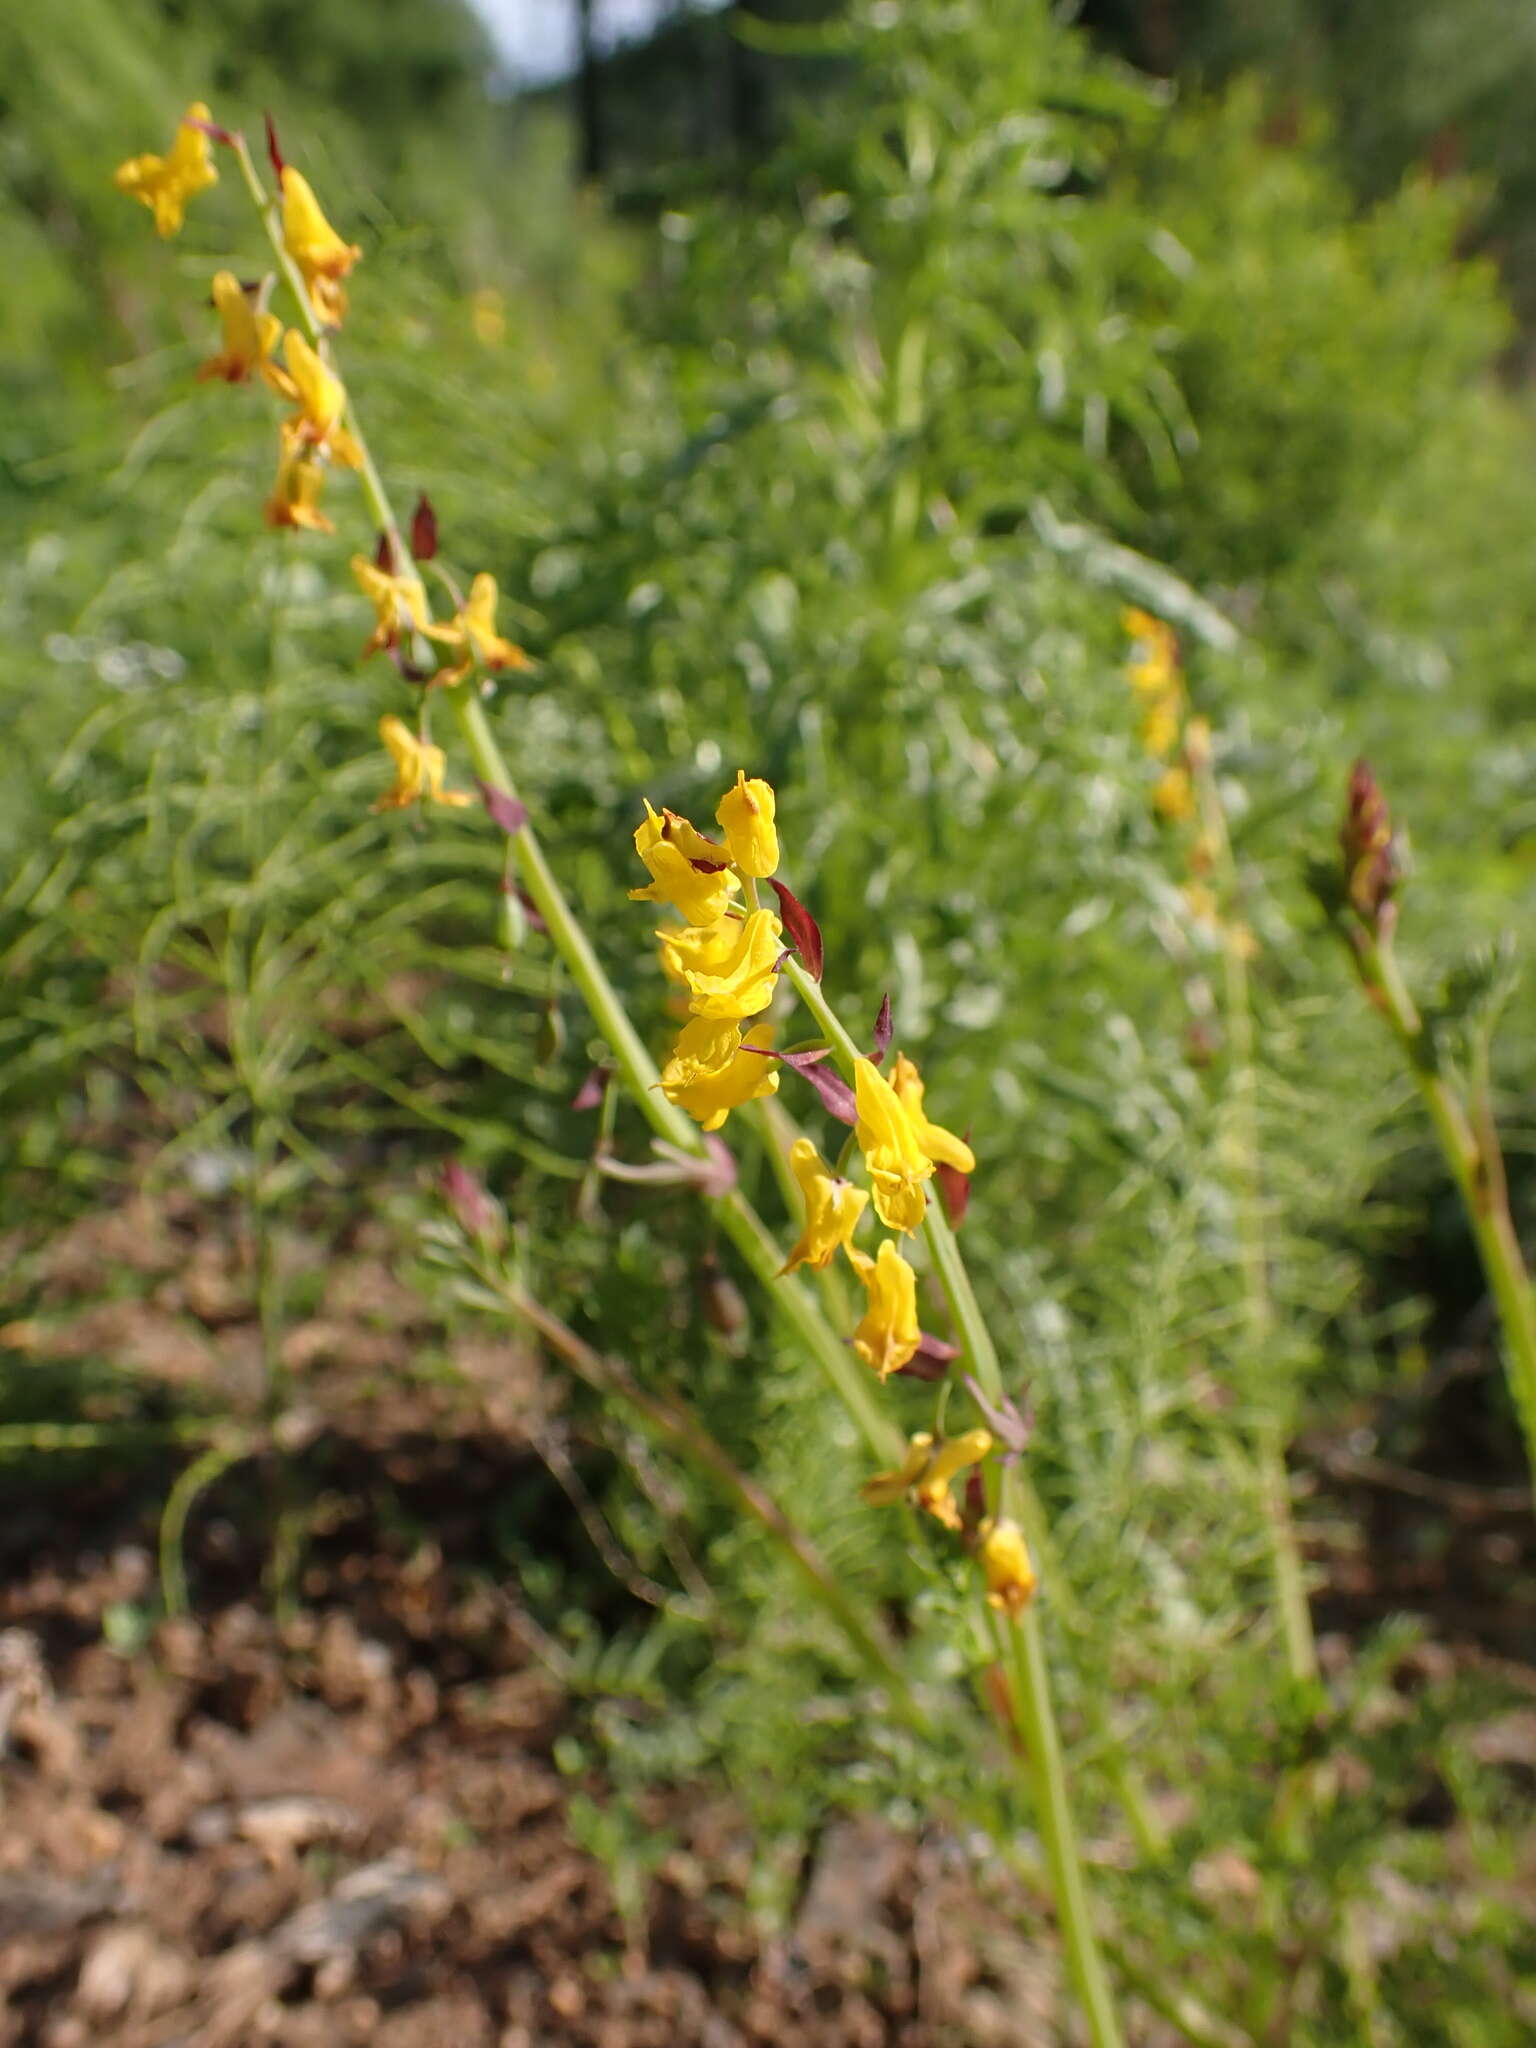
935;1155;972;1229
264;112;286;181
410;493;439;562
871;993;893;1063
1340;758;1399;931
767;879;824;982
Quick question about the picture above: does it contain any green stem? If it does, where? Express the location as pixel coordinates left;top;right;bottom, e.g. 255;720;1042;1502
1005;1606;1126;2048
1367;935;1536;1486
160;1437;250;1616
1196;764;1316;1687
782;954;1122;2048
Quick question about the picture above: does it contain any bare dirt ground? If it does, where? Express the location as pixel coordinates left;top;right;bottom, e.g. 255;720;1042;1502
4;1181;1534;2045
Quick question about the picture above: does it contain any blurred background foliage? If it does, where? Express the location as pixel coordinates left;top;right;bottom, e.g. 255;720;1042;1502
4;0;1536;2034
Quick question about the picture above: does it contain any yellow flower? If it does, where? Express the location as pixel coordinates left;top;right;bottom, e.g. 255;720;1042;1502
1184;715;1212;771
782;1138;868;1274
890;1054;975;1175
1139;692;1181;762
657;919;742;987
853;1057;932;1234
659;1016;743;1093
661;1022;778;1130
1152;767;1196;823
1123;606;1179;696
682;908;782;1021
629;802;739;926
863;1428;992;1529
847;1239;922;1379
715;770;779;878
352;554;431;658
274;332;361;468
280;167;361;326
373;714;472;812
197;271;284;386
113;103;218;238
424;573;532;687
264;441;333;533
978;1517;1037;1615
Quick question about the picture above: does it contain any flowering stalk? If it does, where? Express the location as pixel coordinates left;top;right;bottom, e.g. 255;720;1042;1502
780;952;1123;2048
119;110;1119;2044
1326;765;1536;1494
224;120;900;1466
1124;612;1317;1688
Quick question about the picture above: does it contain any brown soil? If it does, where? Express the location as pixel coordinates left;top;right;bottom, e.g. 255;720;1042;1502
0;1188;1085;2048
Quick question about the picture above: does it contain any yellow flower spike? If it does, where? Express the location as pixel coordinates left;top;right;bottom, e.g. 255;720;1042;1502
781;1137;869;1274
663;1023;778;1130
425;572;532;686
682;907;782;1021
889;1054;975;1175
861;1434;935;1508
978;1517;1038;1616
351;554;432;659
913;1428;993;1529
278;331;362;468
629;801;740;926
715;770;779;878
1152;767;1196;823
113;103;218;238
198;271;284;386
280;166;362;326
263;440;333;533
847;1239;922;1379
373;715;472;812
853;1057;933;1235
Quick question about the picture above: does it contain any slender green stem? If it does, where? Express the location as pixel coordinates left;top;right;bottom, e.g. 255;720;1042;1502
1366;935;1536;1484
1195;765;1316;1686
781;953;1122;2048
160;1437;250;1616
1005;1605;1125;2048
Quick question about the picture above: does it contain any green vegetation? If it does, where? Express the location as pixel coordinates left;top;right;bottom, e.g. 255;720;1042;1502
4;0;1536;2038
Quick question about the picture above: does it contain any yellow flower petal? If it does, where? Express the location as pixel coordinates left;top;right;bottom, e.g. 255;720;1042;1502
781;1137;869;1274
889;1054;975;1176
682;907;782;1021
848;1239;921;1379
629;802;739;925
853;1058;932;1234
662;1022;778;1130
113;103;218;238
979;1518;1037;1615
715;770;779;878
